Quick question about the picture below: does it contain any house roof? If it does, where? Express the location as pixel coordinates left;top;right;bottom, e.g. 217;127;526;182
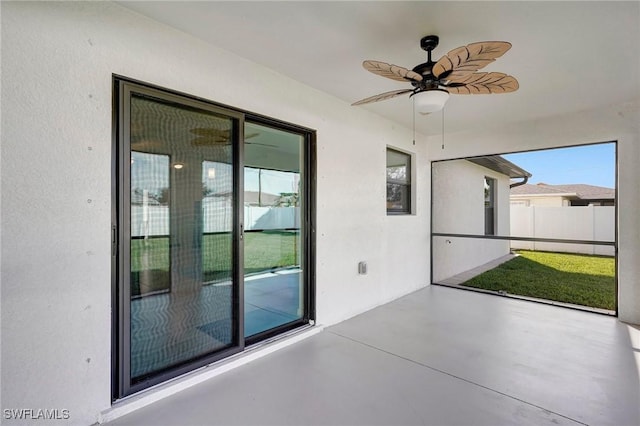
538;184;615;200
511;184;571;196
511;183;614;200
467;155;531;179
243;191;281;206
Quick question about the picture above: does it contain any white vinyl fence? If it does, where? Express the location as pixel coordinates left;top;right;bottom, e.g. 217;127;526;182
132;198;299;237
510;205;615;256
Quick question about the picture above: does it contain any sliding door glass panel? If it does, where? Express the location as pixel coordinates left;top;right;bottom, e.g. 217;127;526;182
243;122;304;337
129;94;237;381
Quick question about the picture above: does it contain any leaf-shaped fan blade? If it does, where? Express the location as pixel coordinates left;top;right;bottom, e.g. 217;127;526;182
351;89;414;106
432;41;511;82
190;127;231;136
363;60;423;82
446;72;519;94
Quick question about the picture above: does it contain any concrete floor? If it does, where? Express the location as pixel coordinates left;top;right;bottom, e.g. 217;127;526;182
107;285;640;426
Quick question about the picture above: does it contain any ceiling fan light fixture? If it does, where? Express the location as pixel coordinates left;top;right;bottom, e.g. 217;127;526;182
414;89;449;114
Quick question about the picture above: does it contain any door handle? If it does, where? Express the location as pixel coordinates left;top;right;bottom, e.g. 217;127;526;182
112;226;117;256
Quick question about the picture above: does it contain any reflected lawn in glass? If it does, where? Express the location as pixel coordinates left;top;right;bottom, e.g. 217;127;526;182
462;250;615;310
131;231;299;296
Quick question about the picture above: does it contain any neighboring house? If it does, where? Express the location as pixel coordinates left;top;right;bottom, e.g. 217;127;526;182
510;183;615;207
243;190;281;207
432;155;531;282
131;189;163;205
510;183;616;256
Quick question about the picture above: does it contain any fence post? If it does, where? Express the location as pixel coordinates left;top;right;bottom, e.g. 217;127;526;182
532;206;536;252
591;204;595;255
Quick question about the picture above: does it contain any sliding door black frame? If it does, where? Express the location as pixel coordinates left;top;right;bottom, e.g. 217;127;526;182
112;76;316;400
113;79;245;398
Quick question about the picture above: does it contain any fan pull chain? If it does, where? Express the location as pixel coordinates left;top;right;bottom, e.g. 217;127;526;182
412;96;416;145
441;106;445;150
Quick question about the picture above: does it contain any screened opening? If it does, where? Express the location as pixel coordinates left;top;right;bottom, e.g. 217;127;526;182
431;142;617;314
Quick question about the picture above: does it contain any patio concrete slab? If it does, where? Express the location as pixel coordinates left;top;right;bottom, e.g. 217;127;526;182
106;285;640;426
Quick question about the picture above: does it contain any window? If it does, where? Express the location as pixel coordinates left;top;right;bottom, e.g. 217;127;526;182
484;177;496;235
386;148;411;214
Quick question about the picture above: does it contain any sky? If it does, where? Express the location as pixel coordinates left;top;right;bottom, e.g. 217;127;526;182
502;142;616;188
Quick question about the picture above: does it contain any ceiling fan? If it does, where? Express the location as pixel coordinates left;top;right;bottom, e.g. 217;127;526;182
352;35;518;113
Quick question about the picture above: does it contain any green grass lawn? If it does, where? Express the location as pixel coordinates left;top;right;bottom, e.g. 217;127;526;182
462;250;615;310
131;231;298;296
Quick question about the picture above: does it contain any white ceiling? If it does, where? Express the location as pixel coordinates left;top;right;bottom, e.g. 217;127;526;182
119;1;640;136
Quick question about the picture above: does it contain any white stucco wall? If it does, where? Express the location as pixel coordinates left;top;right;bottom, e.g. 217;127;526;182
0;2;430;425
431;159;511;282
427;101;640;325
432;159;511;235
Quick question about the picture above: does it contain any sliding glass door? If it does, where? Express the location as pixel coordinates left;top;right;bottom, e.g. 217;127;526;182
117;83;244;395
114;79;315;398
243;122;306;339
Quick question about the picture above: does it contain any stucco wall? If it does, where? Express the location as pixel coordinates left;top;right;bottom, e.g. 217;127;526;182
432;159;511;282
427;102;640;324
0;2;430;424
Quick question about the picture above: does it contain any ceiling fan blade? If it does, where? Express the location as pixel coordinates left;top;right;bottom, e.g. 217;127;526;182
363;60;423;82
351;89;414;106
192;137;229;146
246;141;278;148
190;127;231;136
446;72;519;94
432;41;512;82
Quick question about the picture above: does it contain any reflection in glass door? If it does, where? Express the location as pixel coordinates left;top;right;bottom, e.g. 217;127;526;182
123;87;242;391
243;122;305;338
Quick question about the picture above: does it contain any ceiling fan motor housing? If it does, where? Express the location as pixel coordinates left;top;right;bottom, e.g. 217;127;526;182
413;35;440;84
420;35;439;52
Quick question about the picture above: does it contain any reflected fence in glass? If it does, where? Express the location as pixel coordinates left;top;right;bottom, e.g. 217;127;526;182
432;235;616;313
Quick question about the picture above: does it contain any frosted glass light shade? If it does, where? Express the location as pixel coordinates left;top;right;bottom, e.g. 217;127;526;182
414;89;449;113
